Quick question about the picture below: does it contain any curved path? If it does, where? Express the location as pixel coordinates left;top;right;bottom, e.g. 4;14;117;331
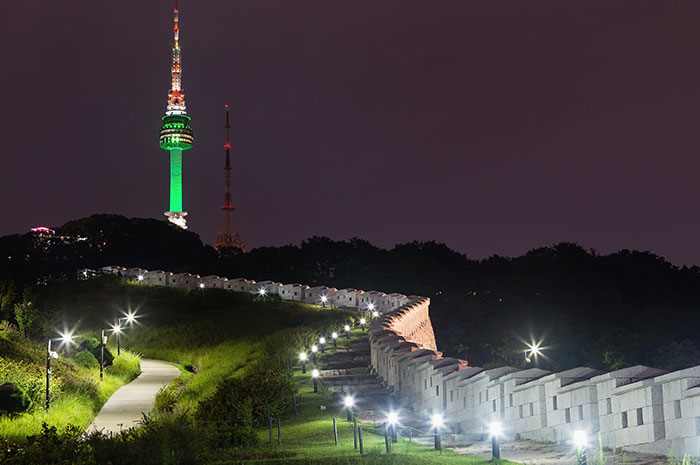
86;359;180;435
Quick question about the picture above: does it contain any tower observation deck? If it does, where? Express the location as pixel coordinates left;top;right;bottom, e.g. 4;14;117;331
159;5;193;229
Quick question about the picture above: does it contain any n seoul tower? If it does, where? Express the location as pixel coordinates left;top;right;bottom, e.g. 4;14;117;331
159;4;194;229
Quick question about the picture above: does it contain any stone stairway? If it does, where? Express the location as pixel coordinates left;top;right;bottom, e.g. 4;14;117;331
320;336;390;419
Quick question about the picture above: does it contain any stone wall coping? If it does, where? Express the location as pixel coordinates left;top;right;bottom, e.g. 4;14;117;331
590;365;668;386
540;367;605;388
502;368;553;387
653;365;700;383
444;366;485;383
470;366;519;383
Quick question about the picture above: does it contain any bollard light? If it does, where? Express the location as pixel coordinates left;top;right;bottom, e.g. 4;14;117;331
258;288;267;296
431;413;444;451
573;430;588;465
320;295;328;307
137;274;144;282
368;303;375;311
344;395;354;421
332;332;338;347
199;283;205;289
312;369;319;393
372;311;379;318
300;352;307;373
311;345;318;364
386;410;399;443
344;324;351;338
490;421;502;460
319;337;326;353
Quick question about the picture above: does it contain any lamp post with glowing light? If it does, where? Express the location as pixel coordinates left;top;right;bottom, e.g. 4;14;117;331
320;295;328;307
332;332;338;347
360;318;366;331
46;331;74;411
258;287;267;298
431;413;443;451
372;311;379;318
387;411;399;443
525;341;543;364
113;312;137;356
100;328;107;380
311;345;318;364
300;352;307;374
573;430;588;465
344;324;350;339
312;369;319;393
344;395;354;421
137;274;145;283
319;337;326;353
490;421;502;460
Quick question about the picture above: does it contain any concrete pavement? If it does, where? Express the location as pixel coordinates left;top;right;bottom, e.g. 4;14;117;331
86;359;181;435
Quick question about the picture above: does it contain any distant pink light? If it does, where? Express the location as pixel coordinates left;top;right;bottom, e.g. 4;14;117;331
31;227;55;234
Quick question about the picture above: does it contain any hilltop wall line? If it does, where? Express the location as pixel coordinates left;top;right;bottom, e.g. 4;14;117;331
101;265;700;457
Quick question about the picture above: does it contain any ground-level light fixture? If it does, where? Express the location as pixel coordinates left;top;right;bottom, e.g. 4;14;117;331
431;413;444;451
573;430;588;465
344;324;351;338
368;303;375;311
344;395;354;421
312;368;319;392
46;330;75;411
319;337;326;353
258;288;267;296
137;274;144;282
300;352;307;373
387;410;399;443
372;311;379;318
199;283;205;289
490;421;503;459
320;295;328;306
332;332;338;347
311;345;318;364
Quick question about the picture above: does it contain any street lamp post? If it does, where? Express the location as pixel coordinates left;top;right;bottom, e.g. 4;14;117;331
300;352;307;374
312;369;319;393
573;430;588;465
344;395;354;422
490;421;502;460
113;312;137;356
387;411;399;443
46;332;73;411
100;328;105;380
431;413;443;451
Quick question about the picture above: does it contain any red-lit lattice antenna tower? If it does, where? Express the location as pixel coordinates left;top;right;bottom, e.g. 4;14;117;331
214;105;246;254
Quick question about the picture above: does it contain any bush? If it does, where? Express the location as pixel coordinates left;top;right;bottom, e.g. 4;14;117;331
78;338;114;367
73;350;99;370
0;383;31;415
108;352;140;381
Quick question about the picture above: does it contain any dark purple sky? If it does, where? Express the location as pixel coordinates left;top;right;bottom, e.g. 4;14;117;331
4;1;700;264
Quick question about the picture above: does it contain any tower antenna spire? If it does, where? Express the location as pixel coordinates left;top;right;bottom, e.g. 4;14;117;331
215;104;246;254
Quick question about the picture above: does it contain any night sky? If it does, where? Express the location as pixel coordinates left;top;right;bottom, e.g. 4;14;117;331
4;1;700;264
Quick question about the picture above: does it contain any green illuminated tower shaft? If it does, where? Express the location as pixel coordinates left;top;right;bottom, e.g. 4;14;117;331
159;6;193;229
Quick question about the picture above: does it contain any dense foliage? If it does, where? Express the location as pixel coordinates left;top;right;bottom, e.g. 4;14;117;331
3;214;700;371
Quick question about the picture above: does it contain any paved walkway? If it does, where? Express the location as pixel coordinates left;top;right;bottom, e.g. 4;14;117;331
86;359;181;435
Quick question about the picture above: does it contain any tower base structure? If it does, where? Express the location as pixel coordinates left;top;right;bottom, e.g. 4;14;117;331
215;229;246;254
165;211;188;229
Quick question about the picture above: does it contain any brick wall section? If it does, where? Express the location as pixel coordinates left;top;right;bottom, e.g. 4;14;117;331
377;296;437;351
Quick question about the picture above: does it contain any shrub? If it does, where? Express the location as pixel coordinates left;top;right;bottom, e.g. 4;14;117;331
73;350;99;370
0;383;31;415
108;352;140;381
78;338;114;367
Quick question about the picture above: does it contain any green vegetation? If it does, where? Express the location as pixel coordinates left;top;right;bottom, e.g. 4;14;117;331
0;322;140;439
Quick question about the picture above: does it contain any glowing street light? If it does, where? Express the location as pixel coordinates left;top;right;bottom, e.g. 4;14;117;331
137;274;144;282
46;330;75;411
331;332;338;347
431;413;444;451
319;337;326;353
359;318;366;331
344;395;354;422
573;430;588;465
368;302;375;311
525;341;543;364
372;311;379;318
312;368;319;393
344;324;351;339
114;311;139;356
386;411;399;443
490;421;503;460
299;352;307;374
258;287;267;297
199;283;205;289
320;295;328;307
311;345;318;364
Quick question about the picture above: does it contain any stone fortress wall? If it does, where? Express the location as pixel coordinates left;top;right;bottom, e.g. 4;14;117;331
101;265;700;457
